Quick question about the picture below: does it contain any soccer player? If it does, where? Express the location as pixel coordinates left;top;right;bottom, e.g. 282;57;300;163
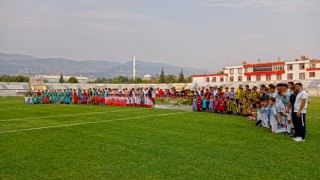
268;98;280;133
260;99;269;128
73;89;78;104
196;96;202;112
208;95;215;113
230;99;240;115
229;87;236;100
99;94;105;106
29;95;33;104
24;94;29;104
65;94;71;104
236;85;243;105
192;96;197;111
226;97;233;114
218;96;226;114
214;96;220;113
202;97;208;112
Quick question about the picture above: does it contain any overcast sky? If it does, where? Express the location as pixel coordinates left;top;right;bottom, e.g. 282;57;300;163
1;0;319;71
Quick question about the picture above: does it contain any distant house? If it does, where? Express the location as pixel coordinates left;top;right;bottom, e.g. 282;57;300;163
143;74;152;81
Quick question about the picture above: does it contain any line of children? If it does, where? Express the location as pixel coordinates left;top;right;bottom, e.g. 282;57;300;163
25;88;153;108
192;82;297;134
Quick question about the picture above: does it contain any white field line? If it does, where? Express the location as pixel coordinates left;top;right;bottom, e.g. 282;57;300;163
0;104;105;111
0;111;189;134
0;109;140;122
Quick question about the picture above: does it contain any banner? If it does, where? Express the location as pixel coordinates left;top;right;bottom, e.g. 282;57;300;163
154;98;192;110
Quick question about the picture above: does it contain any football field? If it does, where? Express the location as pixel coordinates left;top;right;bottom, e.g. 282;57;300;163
1;96;320;179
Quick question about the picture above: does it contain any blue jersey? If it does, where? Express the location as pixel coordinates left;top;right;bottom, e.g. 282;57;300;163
202;99;208;108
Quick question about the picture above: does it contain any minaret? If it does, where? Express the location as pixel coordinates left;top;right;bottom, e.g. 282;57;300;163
133;54;136;80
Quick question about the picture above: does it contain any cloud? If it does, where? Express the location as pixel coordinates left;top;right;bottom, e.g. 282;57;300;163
202;0;320;13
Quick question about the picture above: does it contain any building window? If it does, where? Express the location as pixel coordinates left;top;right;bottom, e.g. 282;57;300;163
311;64;316;68
220;77;224;82
256;75;261;81
299;63;305;70
238;76;242;82
247;76;251;82
309;72;316;78
230;69;234;74
230;76;234;82
266;75;271;81
253;66;272;72
238;68;242;74
299;73;305;80
287;73;293;80
275;66;284;71
287;64;293;71
206;77;209;83
277;75;282;80
212;77;216;82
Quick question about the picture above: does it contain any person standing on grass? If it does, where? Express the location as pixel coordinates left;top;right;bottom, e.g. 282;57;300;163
24;94;29;104
268;98;280;133
292;83;308;142
286;84;297;135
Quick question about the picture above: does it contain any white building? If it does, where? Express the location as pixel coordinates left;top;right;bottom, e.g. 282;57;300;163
36;75;89;83
192;56;320;84
143;74;152;81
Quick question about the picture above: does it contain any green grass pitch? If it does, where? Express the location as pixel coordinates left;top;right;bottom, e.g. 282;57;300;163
1;96;320;179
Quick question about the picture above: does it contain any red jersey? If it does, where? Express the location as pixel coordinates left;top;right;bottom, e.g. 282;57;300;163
197;99;202;111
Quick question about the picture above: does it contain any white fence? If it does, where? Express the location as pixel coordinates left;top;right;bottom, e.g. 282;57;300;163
0;81;319;96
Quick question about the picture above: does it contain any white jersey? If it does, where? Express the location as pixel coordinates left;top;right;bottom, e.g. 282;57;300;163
145;97;154;106
151;91;157;98
135;96;141;104
29;97;33;104
268;92;277;98
268;105;278;124
294;90;308;113
259;107;269;122
125;97;130;105
274;93;285;112
24;96;29;104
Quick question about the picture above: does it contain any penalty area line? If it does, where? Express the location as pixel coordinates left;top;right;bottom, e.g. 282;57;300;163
0;111;189;134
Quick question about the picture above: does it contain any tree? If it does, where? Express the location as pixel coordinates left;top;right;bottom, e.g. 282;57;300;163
67;76;79;83
160;68;165;83
59;73;64;83
178;69;185;83
14;75;26;82
133;77;143;84
0;75;29;82
185;76;192;83
165;74;176;83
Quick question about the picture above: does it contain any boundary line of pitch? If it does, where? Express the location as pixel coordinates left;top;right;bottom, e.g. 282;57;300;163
0;109;141;122
0;104;123;111
0;111;189;134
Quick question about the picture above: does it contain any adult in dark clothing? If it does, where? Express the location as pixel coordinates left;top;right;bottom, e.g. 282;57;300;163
287;89;297;137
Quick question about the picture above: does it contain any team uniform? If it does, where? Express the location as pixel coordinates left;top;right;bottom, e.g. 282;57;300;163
260;106;269;128
268;105;278;132
208;98;214;113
